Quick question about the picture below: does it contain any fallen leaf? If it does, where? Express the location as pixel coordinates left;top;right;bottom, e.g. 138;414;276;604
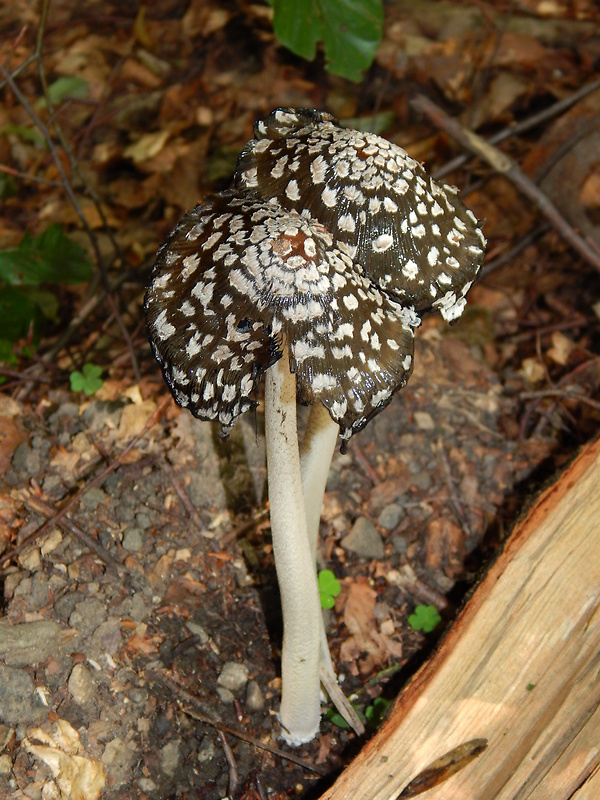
24;719;105;800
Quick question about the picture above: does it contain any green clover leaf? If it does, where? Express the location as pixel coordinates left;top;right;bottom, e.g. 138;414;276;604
70;363;104;396
318;569;341;609
407;604;442;633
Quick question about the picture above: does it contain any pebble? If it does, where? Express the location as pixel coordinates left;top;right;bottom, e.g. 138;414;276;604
12;572;51;612
0;666;49;725
391;535;409;554
137;777;158;792
101;736;134;787
135;511;153;530
80;487;108;511
67;663;96;705
217;662;249;692
11;443;41;475
0;621;64;668
197;736;216;763
414;411;435;430
160;740;182;776
69;598;106;636
122;528;144;552
378;503;403;530
91;617;122;656
411;470;433;491
245;680;265;711
341;517;385;559
217;687;234;704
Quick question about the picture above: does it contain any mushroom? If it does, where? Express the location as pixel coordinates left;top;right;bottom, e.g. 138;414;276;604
145;108;485;746
235;107;486;321
145;191;418;744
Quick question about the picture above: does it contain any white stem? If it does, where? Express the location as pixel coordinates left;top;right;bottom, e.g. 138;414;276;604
300;406;365;736
264;348;322;746
300;403;340;562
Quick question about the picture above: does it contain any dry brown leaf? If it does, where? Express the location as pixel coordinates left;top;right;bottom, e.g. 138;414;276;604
24;719;105;800
339;577;402;674
117;399;157;440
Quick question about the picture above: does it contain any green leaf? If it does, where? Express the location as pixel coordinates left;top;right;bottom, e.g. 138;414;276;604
35;76;89;109
364;696;390;729
408;604;442;633
272;0;383;82
0;285;43;341
1;124;47;148
325;706;366;729
0;338;18;366
70;363;104;396
0;224;93;286
318;568;341;609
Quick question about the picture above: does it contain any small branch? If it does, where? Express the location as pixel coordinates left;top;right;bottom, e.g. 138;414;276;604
158;674;329;776
23;494;125;574
217;730;239;796
434;78;600;180
411;94;600;273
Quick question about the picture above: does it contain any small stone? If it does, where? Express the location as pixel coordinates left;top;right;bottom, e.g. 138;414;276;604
186;622;209;644
69;598;105;636
0;666;48;724
411;470;432;491
217;687;234;704
68;663;96;705
391;535;408;554
414;411;435;430
197;736;216;763
378;503;403;530
217;662;249;692
122;528;144;552
0;621;64;668
91;617;122;656
137;778;157;792
134;512;152;530
160;740;182;776
80;487;108;511
245;680;264;711
341;517;385;559
101;736;134;788
0;753;12;775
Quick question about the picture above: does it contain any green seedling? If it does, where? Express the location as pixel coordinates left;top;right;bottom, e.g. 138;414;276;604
70;363;103;396
318;569;341;609
408;604;442;633
326;696;390;731
364;696;391;729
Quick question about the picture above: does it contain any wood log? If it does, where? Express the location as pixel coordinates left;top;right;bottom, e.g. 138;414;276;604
321;436;600;800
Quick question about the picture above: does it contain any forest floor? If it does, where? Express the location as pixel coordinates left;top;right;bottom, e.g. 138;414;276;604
1;1;600;799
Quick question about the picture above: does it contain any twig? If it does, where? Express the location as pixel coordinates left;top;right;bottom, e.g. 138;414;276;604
351;442;381;484
1;398;169;568
161;457;207;536
436;439;473;541
23;494;125;574
480;223;550;278
218;730;239;796
411;94;600;273
520;389;600;412
157;674;329;776
433;77;600;180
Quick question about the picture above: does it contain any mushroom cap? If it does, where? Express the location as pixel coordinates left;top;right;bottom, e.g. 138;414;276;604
235;107;486;321
144;191;418;440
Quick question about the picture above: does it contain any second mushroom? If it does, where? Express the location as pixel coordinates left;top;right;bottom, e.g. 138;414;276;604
145;108;486;745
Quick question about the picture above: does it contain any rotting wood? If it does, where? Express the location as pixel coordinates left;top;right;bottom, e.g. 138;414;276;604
320;435;600;800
